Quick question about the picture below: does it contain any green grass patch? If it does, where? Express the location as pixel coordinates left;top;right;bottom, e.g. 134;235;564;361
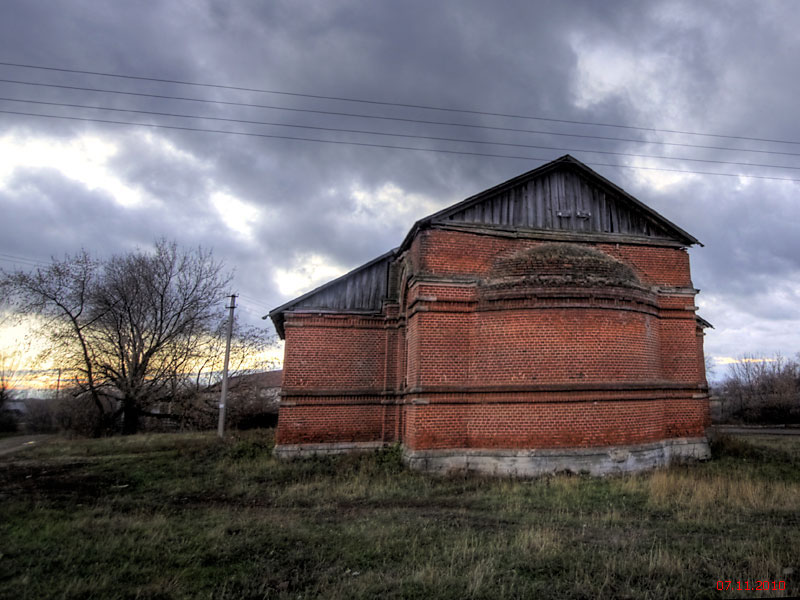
1;431;798;599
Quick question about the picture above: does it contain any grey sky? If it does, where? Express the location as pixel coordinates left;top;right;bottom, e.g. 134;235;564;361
1;0;799;374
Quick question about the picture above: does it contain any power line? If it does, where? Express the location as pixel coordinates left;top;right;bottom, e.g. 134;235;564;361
237;304;272;320
2;78;799;159
0;257;44;269
237;297;272;313
1;60;797;147
0;251;48;263
0;256;40;266
3;95;798;173
237;303;267;314
2;107;799;183
0;252;49;268
238;294;273;311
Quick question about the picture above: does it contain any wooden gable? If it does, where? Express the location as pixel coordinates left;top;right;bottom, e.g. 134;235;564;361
422;155;699;246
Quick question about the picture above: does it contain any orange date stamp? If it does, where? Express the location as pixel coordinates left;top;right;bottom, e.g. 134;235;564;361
716;580;786;592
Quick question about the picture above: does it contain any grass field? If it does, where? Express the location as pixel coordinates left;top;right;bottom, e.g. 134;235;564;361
1;431;798;599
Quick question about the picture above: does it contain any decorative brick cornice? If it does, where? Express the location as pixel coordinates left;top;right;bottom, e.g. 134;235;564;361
283;312;406;330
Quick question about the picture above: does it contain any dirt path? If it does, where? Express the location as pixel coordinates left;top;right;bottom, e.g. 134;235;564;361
0;434;58;457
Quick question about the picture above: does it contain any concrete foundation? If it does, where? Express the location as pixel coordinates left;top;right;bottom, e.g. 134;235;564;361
275;437;710;476
273;441;387;459
403;438;710;476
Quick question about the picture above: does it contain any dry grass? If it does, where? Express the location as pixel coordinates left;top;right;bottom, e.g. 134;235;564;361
647;469;800;514
0;431;798;599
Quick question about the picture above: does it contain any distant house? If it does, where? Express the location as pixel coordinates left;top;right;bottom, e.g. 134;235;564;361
230;370;282;405
146;369;284;431
215;369;283;429
268;155;711;475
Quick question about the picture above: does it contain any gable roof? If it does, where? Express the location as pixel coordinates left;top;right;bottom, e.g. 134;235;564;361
267;155;700;338
399;154;699;249
267;250;395;338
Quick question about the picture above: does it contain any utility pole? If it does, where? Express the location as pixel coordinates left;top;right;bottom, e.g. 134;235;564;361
217;294;237;438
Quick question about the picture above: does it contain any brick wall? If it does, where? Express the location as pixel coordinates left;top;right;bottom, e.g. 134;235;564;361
401;397;704;451
469;308;661;385
415;228;693;287
276;225;708;454
277;401;399;445
282;314;387;391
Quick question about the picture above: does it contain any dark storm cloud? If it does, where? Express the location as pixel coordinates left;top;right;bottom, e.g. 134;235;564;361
0;166;224;258
1;0;798;359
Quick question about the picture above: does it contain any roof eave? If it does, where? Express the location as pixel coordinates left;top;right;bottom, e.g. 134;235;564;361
265;248;397;338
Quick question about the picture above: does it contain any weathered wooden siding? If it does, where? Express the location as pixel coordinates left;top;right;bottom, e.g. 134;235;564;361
289;253;391;313
440;170;672;239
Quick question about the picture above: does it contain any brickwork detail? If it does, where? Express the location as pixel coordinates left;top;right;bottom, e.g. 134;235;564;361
275;213;709;473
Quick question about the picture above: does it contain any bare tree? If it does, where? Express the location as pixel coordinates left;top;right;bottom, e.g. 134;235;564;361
0;348;20;407
0;350;21;432
0;308;33;431
168;323;278;430
2;240;241;435
2;252;110;433
720;353;800;424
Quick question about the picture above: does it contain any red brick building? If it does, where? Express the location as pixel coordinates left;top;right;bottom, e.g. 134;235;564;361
268;155;711;475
